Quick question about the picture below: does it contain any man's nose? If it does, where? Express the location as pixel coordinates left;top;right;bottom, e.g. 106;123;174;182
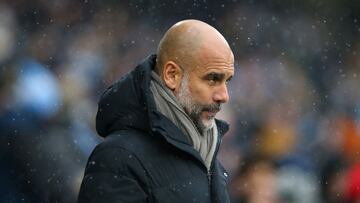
213;84;229;103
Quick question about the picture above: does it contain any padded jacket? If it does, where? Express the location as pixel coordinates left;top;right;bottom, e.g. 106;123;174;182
77;55;230;203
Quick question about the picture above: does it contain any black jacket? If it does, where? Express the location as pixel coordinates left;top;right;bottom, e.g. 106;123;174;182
77;55;230;203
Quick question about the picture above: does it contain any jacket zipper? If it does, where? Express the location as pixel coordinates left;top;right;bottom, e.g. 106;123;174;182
207;133;223;188
207;170;211;184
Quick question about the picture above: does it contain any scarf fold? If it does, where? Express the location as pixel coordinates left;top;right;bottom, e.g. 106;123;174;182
150;71;218;170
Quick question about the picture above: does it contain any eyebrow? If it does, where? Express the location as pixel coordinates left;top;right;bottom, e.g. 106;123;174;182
204;72;233;81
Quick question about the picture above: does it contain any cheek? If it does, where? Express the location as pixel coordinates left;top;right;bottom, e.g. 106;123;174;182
187;80;213;103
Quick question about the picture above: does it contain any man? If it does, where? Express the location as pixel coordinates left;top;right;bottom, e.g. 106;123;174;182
77;19;235;203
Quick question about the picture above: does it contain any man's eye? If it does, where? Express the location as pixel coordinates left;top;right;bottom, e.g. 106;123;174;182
208;75;219;82
208;76;219;84
204;73;227;85
208;79;216;85
209;77;216;81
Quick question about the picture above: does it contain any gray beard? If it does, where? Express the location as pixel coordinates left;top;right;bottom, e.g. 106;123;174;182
175;74;218;133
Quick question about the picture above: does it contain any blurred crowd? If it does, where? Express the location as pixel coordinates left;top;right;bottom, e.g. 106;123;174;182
0;0;360;202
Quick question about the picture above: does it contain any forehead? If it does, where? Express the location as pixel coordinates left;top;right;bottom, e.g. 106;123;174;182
192;48;235;74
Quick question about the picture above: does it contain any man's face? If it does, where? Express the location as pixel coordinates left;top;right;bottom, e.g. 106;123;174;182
175;52;234;132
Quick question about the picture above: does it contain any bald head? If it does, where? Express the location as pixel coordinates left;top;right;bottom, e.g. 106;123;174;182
156;19;233;75
154;20;234;132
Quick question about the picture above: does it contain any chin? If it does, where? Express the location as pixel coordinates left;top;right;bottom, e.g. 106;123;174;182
201;118;215;131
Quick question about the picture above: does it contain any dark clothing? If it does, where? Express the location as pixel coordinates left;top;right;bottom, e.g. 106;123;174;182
77;55;230;203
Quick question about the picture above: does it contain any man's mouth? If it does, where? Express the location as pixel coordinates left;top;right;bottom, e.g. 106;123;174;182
202;109;220;118
199;103;221;119
203;104;221;113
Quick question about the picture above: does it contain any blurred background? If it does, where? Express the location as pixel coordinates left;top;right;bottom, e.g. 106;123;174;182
0;0;360;202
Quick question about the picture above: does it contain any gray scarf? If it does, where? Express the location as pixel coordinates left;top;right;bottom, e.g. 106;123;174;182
150;71;218;170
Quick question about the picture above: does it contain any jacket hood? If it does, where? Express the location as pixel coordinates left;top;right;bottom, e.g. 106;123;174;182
96;54;229;141
96;55;156;137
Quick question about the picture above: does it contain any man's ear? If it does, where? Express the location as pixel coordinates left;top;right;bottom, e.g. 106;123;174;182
162;61;183;91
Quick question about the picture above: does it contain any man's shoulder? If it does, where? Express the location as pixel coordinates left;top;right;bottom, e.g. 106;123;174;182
81;129;156;186
94;129;162;157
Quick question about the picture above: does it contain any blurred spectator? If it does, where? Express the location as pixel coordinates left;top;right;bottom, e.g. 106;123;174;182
277;165;320;203
320;155;347;203
230;155;278;203
13;59;62;119
345;163;360;203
